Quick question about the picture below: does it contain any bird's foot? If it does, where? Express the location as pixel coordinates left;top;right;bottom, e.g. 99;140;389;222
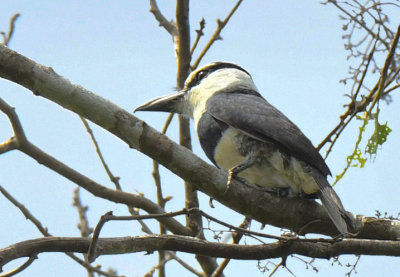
225;169;235;193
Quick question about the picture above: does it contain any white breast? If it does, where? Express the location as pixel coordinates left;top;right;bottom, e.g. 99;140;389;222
213;128;319;195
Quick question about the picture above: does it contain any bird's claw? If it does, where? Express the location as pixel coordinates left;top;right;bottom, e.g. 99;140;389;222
225;170;235;193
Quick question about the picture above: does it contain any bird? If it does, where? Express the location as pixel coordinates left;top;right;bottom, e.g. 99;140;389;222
135;61;355;234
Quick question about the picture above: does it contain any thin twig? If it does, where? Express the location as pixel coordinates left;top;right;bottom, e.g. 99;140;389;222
80;116;121;190
345;255;361;276
191;0;243;70
166;253;203;276
0;98;27;140
0;137;17;154
72;188;95;276
0;255;37;277
322;114;355;160
143;256;173;277
149;0;177;36
190;18;206;56
327;0;390;49
88;211;113;262
73;187;93;238
0;185;49;235
368;24;400;114
268;257;284;277
384;83;400;95
2;13;20;46
211;217;251;277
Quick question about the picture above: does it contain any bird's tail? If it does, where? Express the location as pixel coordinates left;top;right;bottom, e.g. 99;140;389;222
312;173;355;234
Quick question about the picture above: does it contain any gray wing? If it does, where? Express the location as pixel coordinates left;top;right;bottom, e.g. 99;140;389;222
206;91;331;176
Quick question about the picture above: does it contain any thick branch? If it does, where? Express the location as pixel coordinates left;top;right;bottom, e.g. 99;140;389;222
0;45;399;239
1;235;400;270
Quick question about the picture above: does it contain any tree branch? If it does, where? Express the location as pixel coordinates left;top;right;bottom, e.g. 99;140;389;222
190;18;206;56
1;45;399;239
149;0;178;37
1;13;20;46
1;235;400;271
80;116;121;190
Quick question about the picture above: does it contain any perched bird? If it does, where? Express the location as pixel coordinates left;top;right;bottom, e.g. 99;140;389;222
135;62;354;234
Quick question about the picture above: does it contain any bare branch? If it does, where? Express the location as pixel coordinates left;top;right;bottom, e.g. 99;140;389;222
0;137;17;154
0;185;49;235
190;18;206;56
368;24;400;113
149;0;177;36
1;13;20;46
73;187;93;238
80;116;121;190
143;255;173;277
384;83;400;95
2;235;400;270
165;252;203;277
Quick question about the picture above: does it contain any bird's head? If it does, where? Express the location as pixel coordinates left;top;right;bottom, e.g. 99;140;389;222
134;62;257;117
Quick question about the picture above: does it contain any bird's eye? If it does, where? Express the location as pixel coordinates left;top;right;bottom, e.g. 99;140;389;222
196;70;209;82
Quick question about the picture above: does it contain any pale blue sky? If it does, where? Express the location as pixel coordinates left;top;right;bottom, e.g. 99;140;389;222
0;1;399;276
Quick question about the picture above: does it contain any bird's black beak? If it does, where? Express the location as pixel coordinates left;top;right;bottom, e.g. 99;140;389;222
134;91;185;113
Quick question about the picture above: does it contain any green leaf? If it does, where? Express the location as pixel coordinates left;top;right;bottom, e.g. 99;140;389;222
365;122;392;156
347;148;367;168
